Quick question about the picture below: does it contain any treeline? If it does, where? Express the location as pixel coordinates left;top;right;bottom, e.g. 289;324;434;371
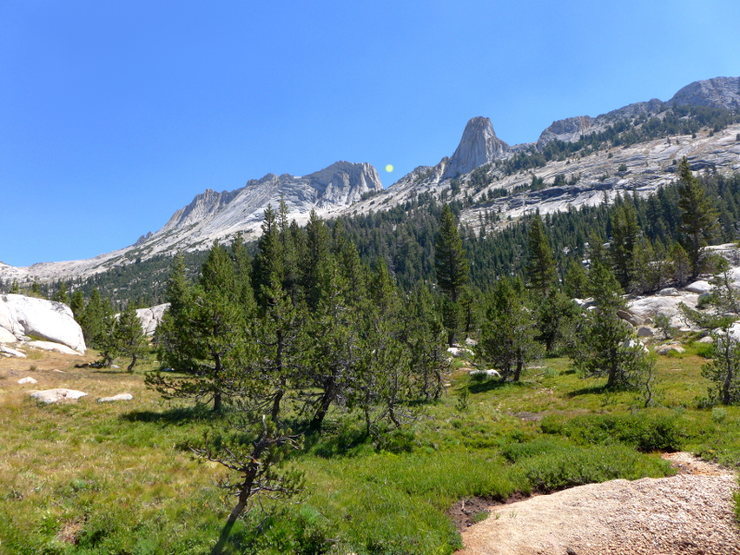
335;168;739;295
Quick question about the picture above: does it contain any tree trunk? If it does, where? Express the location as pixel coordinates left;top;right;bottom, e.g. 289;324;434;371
310;385;335;432
211;463;259;554
127;354;137;373
211;498;247;554
513;353;524;382
271;387;284;423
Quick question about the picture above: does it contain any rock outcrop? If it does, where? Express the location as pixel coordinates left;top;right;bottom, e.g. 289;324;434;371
0;345;26;358
136;303;169;336
537;116;595;146
98;393;134;403
443;117;509;179
25;340;80;355
667;76;740;111
30;388;87;403
0;294;85;353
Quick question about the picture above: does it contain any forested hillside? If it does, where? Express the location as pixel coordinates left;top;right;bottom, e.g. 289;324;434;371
25;167;737;305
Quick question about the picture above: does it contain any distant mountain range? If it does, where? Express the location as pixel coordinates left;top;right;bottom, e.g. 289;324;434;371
1;76;738;286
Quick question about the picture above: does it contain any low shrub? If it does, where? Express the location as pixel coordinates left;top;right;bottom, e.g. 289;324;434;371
515;444;673;492
540;412;683;452
500;438;565;462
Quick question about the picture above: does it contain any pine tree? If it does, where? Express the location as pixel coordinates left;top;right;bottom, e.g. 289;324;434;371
257;271;307;422
79;289;116;358
564;259;589;299
669;242;691;286
435;205;469;302
573;261;654;389
70;290;85;320
165;252;191;315
252;205;284;309
403;285;450;401
527;214;558;294
303;210;331;310
230;233;256;311
680;261;740;405
115;304;148;372
53;282;70;304
537;289;579;354
435;205;469;345
303;255;359;431
677;158;718;277
477;277;541;382
610;203;640;288
149;242;248;412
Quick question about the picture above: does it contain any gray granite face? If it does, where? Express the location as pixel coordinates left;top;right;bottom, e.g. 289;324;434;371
667;76;740;111
442;117;510;179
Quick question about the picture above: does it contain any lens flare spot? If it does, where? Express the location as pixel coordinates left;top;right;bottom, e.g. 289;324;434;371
385;164;394;173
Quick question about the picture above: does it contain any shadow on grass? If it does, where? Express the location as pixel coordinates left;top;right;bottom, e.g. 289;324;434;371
121;405;216;426
468;379;524;394
304;428;370;458
566;384;609;397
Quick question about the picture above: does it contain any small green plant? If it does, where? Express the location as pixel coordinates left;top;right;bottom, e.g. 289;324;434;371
654;313;673;340
456;387;470;412
711;407;728;424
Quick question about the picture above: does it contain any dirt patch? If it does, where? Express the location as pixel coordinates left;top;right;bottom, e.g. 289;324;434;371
57;518;85;544
662;451;729;476
449;492;531;530
458;452;739;555
510;411;545;422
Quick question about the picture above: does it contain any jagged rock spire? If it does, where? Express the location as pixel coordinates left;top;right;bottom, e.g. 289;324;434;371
443;116;509;180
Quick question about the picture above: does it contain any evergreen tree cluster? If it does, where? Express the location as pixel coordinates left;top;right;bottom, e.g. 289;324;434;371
148;202;451;432
71;288;147;371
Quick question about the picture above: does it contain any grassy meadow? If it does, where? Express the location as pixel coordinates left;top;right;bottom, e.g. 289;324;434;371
0;344;737;553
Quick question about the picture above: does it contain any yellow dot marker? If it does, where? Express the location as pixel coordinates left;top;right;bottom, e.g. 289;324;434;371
385;164;394;173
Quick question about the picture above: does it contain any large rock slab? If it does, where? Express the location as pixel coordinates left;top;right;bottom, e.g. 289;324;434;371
685;280;712;294
136;303;169;336
0;345;26;358
25;340;80;355
628;292;699;329
29;388;87;403
0;294;85;353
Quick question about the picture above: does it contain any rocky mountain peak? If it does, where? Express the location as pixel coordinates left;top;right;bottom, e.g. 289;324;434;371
537;115;595;147
443;116;510;179
667;76;740;110
305;161;383;203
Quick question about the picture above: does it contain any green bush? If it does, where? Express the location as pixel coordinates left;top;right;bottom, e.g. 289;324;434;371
501;438;565;462
515;444;672;492
540;412;683;452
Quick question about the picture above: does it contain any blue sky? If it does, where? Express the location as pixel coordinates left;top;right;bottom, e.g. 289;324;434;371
1;0;738;266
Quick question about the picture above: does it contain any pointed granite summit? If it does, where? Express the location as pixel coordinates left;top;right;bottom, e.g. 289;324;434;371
443;117;510;180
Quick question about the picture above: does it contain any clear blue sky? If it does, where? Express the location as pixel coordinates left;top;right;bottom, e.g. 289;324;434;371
1;0;738;266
